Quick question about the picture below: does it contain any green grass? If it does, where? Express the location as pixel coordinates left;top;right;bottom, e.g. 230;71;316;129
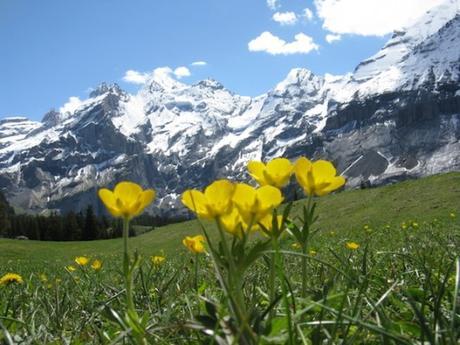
1;172;458;263
0;172;459;344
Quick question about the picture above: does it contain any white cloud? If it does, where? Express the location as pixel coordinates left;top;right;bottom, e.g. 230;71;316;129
314;0;444;36
248;31;319;55
303;8;314;21
173;66;191;79
60;96;82;114
325;33;341;43
123;70;150;85
273;11;297;25
266;0;280;11
191;61;207;66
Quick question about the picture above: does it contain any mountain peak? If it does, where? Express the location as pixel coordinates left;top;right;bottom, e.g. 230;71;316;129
89;82;125;98
274;68;321;94
195;78;224;90
145;67;186;92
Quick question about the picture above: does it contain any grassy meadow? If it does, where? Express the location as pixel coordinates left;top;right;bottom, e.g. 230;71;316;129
0;172;459;344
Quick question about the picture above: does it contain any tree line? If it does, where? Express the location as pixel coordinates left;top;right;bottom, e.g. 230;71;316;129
0;191;177;241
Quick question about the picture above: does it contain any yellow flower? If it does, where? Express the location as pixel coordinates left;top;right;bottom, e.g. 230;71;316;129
151;255;165;266
294;157;345;196
411;222;419;229
232;183;283;224
291;243;301;250
75;256;89;266
401;222;407;230
181;180;234;219
247;158;293;188
66;265;76;272
98;181;155;219
182;235;206;254
309;250;317;256
346;242;360;250
0;273;23;286
91;259;103;271
450;212;456;219
39;273;48;282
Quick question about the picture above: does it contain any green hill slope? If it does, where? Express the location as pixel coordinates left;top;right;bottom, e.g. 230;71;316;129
1;172;459;263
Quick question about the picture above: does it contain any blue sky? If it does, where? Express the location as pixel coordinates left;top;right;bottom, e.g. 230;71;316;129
0;0;442;121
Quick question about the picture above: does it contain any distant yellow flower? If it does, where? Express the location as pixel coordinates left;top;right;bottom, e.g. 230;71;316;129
291;243;301;249
247;158;293;188
401;222;408;230
232;183;283;224
309;250;317;256
151;255;165;266
294;157;345;196
75;256;89;266
91;259;103;271
0;273;23;286
182;235;206;254
182;180;234;219
346;242;360;250
66;265;76;272
450;212;456;219
411;222;419;229
98;181;155;219
39;273;48;282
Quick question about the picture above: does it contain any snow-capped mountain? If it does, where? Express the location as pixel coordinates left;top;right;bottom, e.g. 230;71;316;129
1;0;459;216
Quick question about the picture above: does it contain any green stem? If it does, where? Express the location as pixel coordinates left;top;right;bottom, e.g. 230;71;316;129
273;237;295;344
301;243;308;298
301;194;313;298
194;253;199;291
123;217;135;312
215;218;257;344
268;244;276;321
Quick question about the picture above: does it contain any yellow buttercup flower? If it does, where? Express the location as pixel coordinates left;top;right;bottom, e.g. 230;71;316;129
0;273;23;286
294;157;345;196
151;255;165;266
91;259;103;271
182;235;206;254
232;183;283;224
39;273;48;282
346;242;360;250
66;265;76;272
75;256;89;266
247;158;293;188
98;181;155;219
181;180;235;219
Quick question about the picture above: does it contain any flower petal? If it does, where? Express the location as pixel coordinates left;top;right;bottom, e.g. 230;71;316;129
256;185;283;214
311;160;337;180
294;157;313;192
182;190;212;219
265;158;293;187
232;183;257;211
248;161;268;186
204;180;234;216
114;181;143;206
